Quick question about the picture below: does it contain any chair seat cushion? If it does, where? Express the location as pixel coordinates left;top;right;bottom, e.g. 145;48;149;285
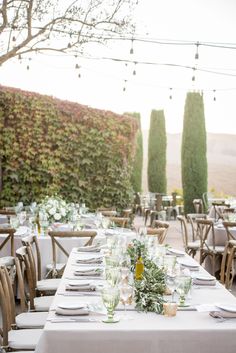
8;328;42;350
16;311;48;328
0;256;15;266
203;245;225;253
188;240;200;249
34;295;54;312
37;278;60;291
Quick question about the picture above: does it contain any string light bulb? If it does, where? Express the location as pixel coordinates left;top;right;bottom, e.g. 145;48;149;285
213;89;216;101
169;88;173;100
130;39;134;54
75;63;80;69
195;42;199;60
133;62;137;75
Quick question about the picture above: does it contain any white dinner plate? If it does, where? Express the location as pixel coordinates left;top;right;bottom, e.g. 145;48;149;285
215;304;236;313
57;302;88;310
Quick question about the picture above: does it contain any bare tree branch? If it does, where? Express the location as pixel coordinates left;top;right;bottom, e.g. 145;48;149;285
0;0;136;66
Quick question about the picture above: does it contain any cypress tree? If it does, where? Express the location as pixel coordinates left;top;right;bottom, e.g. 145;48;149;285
181;92;208;214
125;112;143;192
147;109;167;193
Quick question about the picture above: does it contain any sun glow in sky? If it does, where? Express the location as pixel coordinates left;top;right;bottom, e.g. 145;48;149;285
1;0;236;134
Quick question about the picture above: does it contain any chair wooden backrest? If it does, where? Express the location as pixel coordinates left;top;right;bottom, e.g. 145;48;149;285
0;209;16;223
155;194;163;212
176;215;189;250
147;227;167;244
193;199;204;214
196;218;215;250
222;221;236;241
0;228;16;256
48;230;97;275
212;202;225;220
220;239;236;289
108;217;129;228
15;246;36;311
97;207;116;213
22;234;42;281
101;210;117;217
151;220;169;244
187;213;207;241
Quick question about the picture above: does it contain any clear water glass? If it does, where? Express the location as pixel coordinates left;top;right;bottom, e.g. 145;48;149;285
176;275;192;306
105;267;121;287
120;284;134;320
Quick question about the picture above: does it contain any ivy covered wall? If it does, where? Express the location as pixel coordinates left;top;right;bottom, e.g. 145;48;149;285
0;86;138;209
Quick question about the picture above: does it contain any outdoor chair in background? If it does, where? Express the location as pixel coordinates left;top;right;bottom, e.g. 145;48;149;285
220;239;236;290
196;218;225;276
193;199;204;214
48;230;97;277
222;221;236;241
0;228;16;256
177;215;200;258
108;217;130;228
148;220;170;244
187;213;207;242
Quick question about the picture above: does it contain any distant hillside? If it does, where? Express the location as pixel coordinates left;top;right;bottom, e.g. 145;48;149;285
142;131;236;196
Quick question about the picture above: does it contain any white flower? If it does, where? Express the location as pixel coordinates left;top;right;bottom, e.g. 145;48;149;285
60;208;66;217
54;213;62;221
49;207;56;215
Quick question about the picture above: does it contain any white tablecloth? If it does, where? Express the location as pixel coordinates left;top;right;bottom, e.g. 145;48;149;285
35;251;236;353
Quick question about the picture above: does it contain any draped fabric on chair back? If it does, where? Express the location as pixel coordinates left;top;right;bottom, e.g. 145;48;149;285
48;230;97;277
0;228;16;256
22;234;42;281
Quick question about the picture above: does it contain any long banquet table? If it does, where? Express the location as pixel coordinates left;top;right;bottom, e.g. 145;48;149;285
35;249;236;353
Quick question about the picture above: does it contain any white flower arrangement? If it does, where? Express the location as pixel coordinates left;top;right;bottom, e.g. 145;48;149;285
39;195;70;224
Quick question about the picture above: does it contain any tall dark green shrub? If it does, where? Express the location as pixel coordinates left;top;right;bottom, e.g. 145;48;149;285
181;92;208;214
147;110;167;193
125;112;143;192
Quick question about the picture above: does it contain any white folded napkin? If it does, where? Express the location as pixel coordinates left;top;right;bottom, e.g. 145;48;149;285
55;303;89;316
77;245;101;253
210;311;236;319
65;280;96;292
193;278;216;286
76;256;103;264
74;267;103;277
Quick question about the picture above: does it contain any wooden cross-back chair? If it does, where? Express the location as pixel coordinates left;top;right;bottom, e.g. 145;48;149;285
0;265;42;352
22;234;42;281
222;221;236;241
16;246;55;312
0;228;16;256
186;213;207;241
177;215;200;258
192;199;204;214
0;209;16;223
220;240;236;289
149;220;170;244
196;218;225;275
108;217;129;228
48;230;97;277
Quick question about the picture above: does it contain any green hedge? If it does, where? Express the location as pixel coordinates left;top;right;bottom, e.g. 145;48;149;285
0;86;138;209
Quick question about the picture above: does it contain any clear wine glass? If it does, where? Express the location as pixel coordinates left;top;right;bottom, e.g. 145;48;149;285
18;211;27;226
10;215;19;230
102;286;120;323
120;284;133;320
166;274;177;302
120;267;130;284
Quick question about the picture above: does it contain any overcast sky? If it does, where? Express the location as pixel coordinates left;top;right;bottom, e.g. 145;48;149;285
1;0;236;134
